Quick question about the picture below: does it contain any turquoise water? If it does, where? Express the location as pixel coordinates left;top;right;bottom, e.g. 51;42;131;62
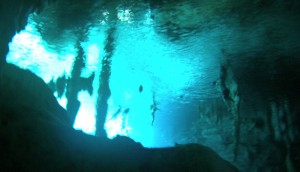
7;8;222;147
5;1;300;171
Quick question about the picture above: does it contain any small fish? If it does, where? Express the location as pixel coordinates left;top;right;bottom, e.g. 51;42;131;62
139;85;143;93
113;106;122;117
107;105;122;121
123;108;130;114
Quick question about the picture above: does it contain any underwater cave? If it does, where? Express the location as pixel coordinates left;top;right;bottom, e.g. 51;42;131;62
1;0;300;171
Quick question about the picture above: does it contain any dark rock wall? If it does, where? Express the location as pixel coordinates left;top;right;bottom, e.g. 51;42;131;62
0;63;238;171
0;2;238;171
1;0;300;171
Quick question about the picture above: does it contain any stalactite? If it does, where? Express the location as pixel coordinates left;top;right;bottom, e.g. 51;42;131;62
66;39;86;125
269;98;296;172
233;102;240;161
218;60;240;161
95;26;116;138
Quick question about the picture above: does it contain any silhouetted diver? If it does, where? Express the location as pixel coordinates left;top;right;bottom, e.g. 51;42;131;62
150;105;158;126
150;92;159;125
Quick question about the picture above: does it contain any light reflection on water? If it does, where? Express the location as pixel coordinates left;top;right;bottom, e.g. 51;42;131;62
7;1;227;147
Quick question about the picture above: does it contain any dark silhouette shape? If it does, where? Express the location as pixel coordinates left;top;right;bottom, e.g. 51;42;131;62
219;61;240;161
66;39;86;125
96;26;116;138
107;105;122;121
56;74;66;98
139;85;143;93
47;78;56;92
79;72;95;96
150;105;158;126
123;108;130;114
150;92;159;126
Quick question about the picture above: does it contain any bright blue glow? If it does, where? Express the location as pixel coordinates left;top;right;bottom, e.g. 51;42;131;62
117;9;133;23
7;23;75;83
81;43;101;77
7;13;217;148
73;91;97;135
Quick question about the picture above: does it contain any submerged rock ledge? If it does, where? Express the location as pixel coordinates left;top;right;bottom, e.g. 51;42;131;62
0;63;238;171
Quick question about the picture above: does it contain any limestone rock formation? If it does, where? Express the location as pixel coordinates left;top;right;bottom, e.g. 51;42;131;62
0;63;238;171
